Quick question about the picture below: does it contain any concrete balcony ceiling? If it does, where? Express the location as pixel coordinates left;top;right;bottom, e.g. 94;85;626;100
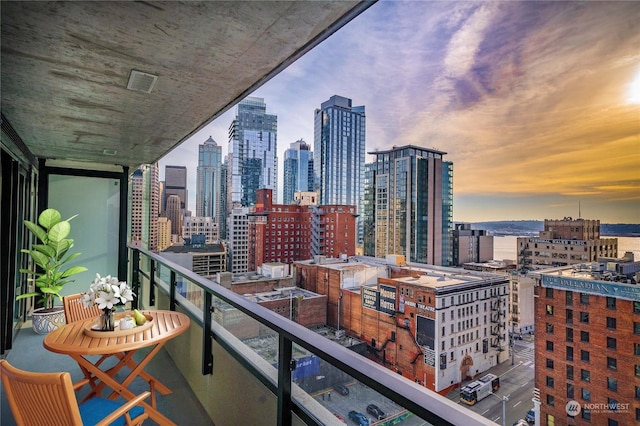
1;1;372;168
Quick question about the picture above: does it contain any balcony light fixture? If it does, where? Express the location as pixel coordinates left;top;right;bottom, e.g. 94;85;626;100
102;148;117;156
127;70;158;93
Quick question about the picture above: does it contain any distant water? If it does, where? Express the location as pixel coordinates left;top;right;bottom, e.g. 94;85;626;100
493;235;640;262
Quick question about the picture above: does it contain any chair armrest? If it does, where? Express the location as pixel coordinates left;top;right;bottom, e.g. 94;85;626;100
94;391;151;426
73;378;90;391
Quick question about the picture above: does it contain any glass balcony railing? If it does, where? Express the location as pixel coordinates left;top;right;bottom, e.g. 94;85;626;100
129;245;495;426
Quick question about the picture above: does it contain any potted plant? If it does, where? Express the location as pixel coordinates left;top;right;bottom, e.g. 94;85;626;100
17;208;87;334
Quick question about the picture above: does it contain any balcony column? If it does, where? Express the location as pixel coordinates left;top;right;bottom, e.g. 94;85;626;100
276;335;293;426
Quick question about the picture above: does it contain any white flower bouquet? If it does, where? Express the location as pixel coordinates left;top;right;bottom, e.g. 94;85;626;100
81;274;135;311
81;274;135;331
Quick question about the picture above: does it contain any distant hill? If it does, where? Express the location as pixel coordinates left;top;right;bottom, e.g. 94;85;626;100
468;221;640;237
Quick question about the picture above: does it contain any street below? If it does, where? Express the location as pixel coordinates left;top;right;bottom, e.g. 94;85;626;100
445;336;536;426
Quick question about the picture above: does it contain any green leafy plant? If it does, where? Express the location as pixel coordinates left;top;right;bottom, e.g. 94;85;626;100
17;208;88;310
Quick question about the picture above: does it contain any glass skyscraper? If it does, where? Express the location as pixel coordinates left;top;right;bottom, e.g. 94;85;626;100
228;97;277;207
282;139;313;205
164;165;188;213
362;162;376;256
371;145;453;266
196;136;223;224
313;95;365;243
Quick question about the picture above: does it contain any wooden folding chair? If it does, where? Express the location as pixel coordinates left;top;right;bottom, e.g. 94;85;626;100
0;359;150;426
63;293;102;323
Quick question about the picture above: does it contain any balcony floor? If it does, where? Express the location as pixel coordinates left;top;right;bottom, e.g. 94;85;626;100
1;325;214;426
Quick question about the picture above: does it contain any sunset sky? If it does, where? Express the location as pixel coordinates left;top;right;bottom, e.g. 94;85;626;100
159;1;640;224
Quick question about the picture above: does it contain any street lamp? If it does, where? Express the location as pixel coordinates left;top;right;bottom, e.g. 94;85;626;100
510;332;515;365
502;395;508;426
490;392;509;426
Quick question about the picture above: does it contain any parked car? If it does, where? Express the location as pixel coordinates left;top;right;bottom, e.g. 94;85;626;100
348;410;370;426
366;404;386;420
333;383;349;395
334;413;346;423
525;409;535;423
513;420;528;426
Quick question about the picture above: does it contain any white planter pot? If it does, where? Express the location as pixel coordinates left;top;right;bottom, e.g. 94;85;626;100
31;307;66;334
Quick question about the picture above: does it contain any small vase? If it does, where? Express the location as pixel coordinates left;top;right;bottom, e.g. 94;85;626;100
100;309;115;331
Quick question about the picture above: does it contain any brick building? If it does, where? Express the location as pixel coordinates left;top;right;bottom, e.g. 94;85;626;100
294;256;386;328
210;269;327;337
249;189;311;270
512;217;618;336
245;287;327;328
309;204;358;259
294;256;509;393
248;189;357;270
532;261;640;426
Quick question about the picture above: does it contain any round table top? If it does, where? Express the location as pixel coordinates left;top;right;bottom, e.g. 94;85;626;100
43;310;190;356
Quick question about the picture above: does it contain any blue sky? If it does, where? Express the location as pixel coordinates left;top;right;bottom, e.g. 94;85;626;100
159;1;640;223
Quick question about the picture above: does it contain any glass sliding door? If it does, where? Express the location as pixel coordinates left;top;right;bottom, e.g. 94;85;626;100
48;174;122;295
0;147;36;354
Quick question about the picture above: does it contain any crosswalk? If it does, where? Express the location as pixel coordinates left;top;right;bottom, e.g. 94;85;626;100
517;347;535;368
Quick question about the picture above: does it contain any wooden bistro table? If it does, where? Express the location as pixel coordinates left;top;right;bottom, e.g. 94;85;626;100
44;310;190;426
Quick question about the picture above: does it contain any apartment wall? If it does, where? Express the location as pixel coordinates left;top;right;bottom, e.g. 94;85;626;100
340;288;363;337
258;295;327;328
510;274;536;333
534;286;639;426
479;236;494;262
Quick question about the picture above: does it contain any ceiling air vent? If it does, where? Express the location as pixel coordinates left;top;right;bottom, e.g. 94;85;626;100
127;70;158;93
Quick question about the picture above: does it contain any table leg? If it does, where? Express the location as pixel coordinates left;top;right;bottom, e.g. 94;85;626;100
115;351;171;395
71;353;176;426
85;351;137;400
85;347;171;406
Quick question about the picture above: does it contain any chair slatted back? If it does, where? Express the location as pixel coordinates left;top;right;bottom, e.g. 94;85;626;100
63;293;101;323
0;359;83;426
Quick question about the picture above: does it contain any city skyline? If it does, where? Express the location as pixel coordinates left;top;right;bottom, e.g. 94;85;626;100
159;1;639;224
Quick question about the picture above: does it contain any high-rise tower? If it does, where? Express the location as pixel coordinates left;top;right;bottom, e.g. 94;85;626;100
228;97;277;208
196;136;223;225
313;95;365;243
362;162;376;257
283;139;314;205
219;159;228;240
166;194;182;236
129;164;159;251
164;165;188;213
371;145;453;266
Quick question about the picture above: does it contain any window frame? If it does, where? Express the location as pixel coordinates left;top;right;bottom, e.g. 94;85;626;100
581;350;590;362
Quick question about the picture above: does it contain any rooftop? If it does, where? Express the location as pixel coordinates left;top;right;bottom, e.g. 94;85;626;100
393;273;473;289
244;286;322;303
534;262;640;301
161;243;225;253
